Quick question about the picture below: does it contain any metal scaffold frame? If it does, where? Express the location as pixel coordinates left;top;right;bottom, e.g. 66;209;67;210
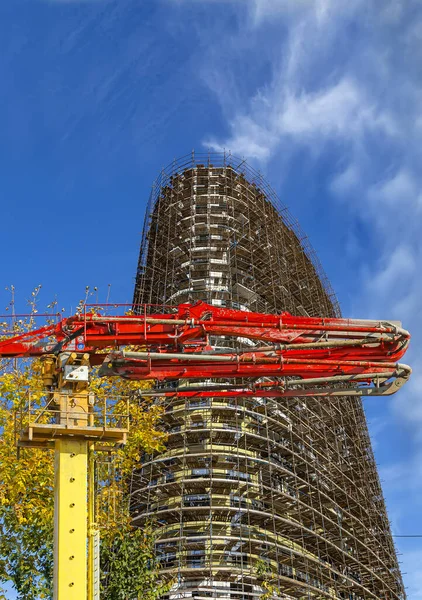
132;152;406;600
133;151;340;318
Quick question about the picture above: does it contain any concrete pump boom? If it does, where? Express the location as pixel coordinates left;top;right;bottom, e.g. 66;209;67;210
0;301;411;397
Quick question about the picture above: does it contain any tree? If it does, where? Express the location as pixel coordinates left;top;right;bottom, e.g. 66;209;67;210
0;297;170;599
255;559;282;600
0;362;54;600
100;524;171;600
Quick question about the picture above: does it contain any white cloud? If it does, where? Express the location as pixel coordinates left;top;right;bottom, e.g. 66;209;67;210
205;117;276;161
380;450;422;490
367;245;416;297
251;0;364;25
206;77;388;161
278;79;370;138
44;0;108;3
330;164;360;196
368;169;422;212
252;0;316;21
202;0;399;163
380;0;404;24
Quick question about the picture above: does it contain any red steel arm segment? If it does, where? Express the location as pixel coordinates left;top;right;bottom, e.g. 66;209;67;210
0;301;411;397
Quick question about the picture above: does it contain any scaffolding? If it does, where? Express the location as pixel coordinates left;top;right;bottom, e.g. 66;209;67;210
131;152;405;600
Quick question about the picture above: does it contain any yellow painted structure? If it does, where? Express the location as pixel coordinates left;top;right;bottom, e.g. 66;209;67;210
53;439;88;600
18;353;129;600
88;442;100;600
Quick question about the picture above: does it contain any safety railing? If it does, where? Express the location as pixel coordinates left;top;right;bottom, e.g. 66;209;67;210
17;393;130;446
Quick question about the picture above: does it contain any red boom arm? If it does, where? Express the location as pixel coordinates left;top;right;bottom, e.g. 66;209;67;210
0;301;411;397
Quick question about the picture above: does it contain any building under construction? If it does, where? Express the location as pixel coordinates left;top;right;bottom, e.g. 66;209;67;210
131;152;405;600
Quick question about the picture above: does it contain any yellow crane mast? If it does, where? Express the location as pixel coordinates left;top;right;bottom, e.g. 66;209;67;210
19;352;129;600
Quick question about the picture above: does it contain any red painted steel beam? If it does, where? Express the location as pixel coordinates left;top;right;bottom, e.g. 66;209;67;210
0;301;411;396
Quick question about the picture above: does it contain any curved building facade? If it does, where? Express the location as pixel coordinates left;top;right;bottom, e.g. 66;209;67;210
131;152;405;600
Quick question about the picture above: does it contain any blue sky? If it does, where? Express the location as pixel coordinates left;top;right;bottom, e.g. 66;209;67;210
1;0;421;597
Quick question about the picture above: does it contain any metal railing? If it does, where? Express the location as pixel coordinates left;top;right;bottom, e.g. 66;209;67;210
17;393;130;444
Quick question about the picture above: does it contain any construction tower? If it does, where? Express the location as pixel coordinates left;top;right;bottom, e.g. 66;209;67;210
132;152;405;600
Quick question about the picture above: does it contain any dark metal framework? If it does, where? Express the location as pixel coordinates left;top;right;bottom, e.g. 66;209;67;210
131;152;405;600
